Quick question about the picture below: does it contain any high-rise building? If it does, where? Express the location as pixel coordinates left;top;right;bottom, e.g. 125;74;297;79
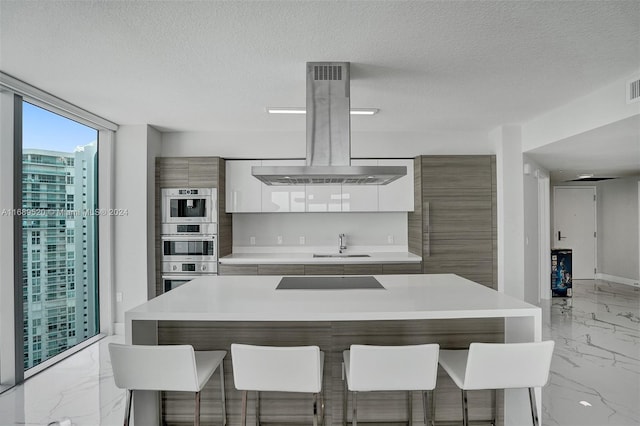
21;144;98;369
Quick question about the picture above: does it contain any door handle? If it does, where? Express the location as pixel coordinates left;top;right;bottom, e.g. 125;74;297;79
558;231;566;240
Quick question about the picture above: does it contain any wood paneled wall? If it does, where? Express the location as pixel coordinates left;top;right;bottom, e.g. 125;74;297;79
158;319;504;426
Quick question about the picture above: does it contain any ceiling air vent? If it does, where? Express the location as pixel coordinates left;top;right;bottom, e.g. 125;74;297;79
568;177;616;182
628;76;640;104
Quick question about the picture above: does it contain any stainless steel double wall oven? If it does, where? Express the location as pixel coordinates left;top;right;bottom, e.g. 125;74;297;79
161;188;218;292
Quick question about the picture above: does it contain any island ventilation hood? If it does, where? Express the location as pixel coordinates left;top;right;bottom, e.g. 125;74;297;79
252;62;406;186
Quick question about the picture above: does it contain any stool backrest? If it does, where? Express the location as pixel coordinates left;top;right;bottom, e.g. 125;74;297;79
463;341;555;390
348;344;440;391
231;344;322;393
109;343;199;392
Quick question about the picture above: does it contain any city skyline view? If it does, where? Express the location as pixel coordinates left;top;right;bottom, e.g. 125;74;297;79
21;101;100;370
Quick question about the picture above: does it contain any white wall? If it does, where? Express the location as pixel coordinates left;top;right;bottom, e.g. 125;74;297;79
491;125;525;300
522;155;550;303
232;212;408;252
522;71;640;151
597;177;639;282
161;130;494;158
113;125;161;327
551;177;640;285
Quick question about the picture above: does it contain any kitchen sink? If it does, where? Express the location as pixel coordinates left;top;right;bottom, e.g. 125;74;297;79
313;254;371;258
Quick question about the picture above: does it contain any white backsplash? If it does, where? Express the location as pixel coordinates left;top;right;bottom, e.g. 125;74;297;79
232;212;408;252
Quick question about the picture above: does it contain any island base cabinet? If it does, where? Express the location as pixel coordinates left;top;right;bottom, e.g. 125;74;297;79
158;319;504;426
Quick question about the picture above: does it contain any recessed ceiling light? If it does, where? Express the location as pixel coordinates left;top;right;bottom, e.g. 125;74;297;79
577;173;594;179
267;107;379;115
579;400;592;407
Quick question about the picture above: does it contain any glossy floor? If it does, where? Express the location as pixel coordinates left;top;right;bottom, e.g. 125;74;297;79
0;279;638;425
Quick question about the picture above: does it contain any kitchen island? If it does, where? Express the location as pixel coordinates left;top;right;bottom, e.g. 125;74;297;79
126;274;542;425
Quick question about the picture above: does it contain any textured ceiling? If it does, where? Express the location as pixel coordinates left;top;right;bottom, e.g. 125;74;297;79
0;1;639;172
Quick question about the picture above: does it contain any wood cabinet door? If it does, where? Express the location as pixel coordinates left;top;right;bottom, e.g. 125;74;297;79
420;155;496;288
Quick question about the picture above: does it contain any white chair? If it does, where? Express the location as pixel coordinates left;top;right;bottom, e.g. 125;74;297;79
109;343;227;426
438;341;555;426
231;343;325;426
342;344;440;426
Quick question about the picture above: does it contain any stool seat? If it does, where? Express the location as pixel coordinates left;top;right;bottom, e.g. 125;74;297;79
109;343;226;426
438;341;554;426
343;344;439;426
231;343;325;426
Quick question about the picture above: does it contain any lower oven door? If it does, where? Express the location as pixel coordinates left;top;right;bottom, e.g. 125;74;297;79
161;235;217;261
161;275;200;293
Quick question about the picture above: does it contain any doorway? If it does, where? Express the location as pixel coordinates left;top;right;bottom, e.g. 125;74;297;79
553;186;597;279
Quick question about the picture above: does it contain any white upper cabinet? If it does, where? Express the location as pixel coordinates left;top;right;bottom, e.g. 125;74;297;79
306;185;342;212
261;160;306;212
225;160;262;213
225;158;414;213
378;159;414;211
341;159;378;212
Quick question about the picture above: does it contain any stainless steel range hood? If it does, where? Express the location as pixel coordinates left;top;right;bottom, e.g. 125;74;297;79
252;62;406;186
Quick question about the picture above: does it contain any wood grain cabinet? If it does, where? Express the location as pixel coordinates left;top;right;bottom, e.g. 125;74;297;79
410;155;497;288
219;262;422;276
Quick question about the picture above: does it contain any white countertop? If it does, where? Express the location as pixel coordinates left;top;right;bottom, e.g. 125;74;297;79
218;251;422;264
126;274;539;322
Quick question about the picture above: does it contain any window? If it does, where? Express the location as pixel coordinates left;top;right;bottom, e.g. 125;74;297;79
20;101;99;371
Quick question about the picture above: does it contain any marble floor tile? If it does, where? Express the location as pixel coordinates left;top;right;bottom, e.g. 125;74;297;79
541;280;640;426
0;279;638;425
0;335;126;426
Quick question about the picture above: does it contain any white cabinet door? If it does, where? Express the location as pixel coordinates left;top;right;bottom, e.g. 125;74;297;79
378;159;414;211
225;160;262;212
261;160;306;212
342;159;378;212
306;185;342;212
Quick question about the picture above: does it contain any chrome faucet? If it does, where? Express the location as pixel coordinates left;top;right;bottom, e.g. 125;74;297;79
339;233;347;253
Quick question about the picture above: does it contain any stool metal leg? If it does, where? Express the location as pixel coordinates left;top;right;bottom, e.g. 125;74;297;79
491;389;497;426
429;388;436;426
220;362;227;425
195;391;201;426
256;391;260;426
343;365;348;426
422;391;431;426
352;391;358;426
313;393;319;426
528;387;540;426
461;390;469;426
241;390;248;426
408;391;413;426
123;389;133;426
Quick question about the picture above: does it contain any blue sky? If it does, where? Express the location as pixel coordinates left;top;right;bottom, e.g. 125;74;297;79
22;102;98;152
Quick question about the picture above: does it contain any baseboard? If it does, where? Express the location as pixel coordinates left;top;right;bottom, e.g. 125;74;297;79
113;322;125;335
595;273;640;288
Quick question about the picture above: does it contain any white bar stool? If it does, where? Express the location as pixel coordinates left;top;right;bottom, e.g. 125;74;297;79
438;341;555;426
342;344;440;426
231;343;325;426
108;343;227;426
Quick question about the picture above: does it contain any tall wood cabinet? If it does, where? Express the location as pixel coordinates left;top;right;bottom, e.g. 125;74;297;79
155;157;232;296
409;156;497;288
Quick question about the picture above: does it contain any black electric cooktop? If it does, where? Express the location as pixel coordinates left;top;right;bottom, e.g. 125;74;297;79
276;276;385;290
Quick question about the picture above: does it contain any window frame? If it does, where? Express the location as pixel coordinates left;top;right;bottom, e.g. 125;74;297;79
0;72;117;389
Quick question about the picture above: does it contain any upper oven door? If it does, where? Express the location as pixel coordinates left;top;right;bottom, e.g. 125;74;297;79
162;188;217;223
162;235;217;261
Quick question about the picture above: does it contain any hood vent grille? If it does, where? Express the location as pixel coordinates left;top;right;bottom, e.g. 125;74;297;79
314;65;343;81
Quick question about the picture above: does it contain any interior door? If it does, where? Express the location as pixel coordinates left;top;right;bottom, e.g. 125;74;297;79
553;186;597;279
